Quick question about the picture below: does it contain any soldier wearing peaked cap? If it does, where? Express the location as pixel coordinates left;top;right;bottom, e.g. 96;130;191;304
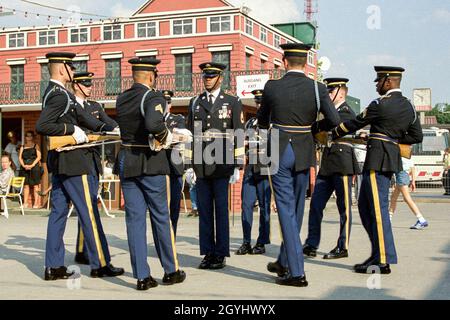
161;89;190;236
36;52;123;281
304;78;359;260
115;57;186;290
332;66;423;274
186;62;245;270
257;43;341;287
71;71;120;266
236;89;272;256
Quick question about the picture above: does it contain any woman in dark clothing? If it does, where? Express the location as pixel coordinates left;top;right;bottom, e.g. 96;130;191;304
18;131;42;208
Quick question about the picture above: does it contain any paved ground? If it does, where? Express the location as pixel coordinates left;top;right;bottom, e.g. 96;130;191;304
0;199;449;300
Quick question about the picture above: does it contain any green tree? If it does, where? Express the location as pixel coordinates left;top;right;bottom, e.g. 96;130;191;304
426;103;450;124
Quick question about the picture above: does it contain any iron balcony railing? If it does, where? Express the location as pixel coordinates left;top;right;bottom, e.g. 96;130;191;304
0;69;286;106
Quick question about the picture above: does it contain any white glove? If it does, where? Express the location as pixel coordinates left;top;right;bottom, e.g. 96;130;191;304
72;126;89;144
173;128;193;143
185;168;197;186
229;168;240;184
112;126;121;135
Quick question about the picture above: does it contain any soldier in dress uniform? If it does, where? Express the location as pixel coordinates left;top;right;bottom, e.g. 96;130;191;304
303;78;359;260
236;89;271;256
115;57;186;290
71;71;119;265
162;89;189;236
186;62;245;270
36;52;124;280
257;44;341;286
332;66;423;274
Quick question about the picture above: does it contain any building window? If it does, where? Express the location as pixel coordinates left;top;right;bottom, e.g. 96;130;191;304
38;30;56;46
274;34;280;48
173;19;193;35
70;28;88;43
175;54;192;91
210;16;231;32
308;72;315;79
73;61;88;72
8;33;25;48
260;27;267;43
212;51;231;89
103;25;122;41
10;65;24;100
246;54;251;71
40;63;50;98
105;59;121;96
308;51;315;66
137;22;157;38
261;59;267;71
245;19;253;36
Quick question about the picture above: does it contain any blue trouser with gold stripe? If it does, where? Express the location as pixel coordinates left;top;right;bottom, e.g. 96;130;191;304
169;175;183;236
76;174;100;259
120;173;179;279
241;167;271;245
306;174;352;250
45;173;111;269
358;170;397;264
270;144;309;277
197;177;230;257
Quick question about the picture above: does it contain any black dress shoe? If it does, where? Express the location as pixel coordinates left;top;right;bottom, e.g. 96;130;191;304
44;266;75;281
303;244;317;257
267;261;288;277
353;256;376;270
198;255;214;269
236;243;252;255
323;247;348;260
137;276;158;291
163;270;186;285
74;253;90;265
209;256;226;270
251;244;266;255
354;263;391;274
276;275;308;287
90;264;125;278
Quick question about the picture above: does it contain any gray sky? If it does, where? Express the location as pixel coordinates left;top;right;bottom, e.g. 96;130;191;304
1;0;449;107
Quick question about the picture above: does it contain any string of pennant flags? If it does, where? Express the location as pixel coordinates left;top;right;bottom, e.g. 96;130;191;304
0;5;124;31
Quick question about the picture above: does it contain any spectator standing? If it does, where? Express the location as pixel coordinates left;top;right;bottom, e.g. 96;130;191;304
443;148;450;196
18;131;42;208
389;157;428;230
4;131;21;175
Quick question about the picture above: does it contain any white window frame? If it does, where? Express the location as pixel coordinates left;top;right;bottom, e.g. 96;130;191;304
208;15;232;33
171;18;195;36
103;24;123;41
307;51;315;67
8;33;26;48
260;27;267;43
245;18;253;36
38;30;57;47
136;21;158;38
69;27;90;44
274;34;280;48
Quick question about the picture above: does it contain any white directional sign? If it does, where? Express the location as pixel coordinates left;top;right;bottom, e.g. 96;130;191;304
413;88;432;112
236;74;270;99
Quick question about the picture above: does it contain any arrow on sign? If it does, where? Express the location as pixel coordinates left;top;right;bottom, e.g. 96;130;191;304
241;90;253;96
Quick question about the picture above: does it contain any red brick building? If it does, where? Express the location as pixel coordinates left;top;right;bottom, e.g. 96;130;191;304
0;0;317;210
